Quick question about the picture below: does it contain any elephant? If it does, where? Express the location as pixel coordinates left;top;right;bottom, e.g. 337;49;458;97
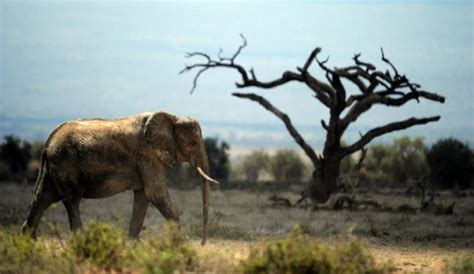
21;111;218;245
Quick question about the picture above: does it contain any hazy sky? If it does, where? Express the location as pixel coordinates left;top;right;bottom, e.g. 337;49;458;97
1;1;473;147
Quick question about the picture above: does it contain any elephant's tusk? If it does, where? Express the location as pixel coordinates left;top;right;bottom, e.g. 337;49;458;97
196;167;219;184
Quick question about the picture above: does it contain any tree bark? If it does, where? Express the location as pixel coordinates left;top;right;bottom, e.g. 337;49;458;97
310;158;341;203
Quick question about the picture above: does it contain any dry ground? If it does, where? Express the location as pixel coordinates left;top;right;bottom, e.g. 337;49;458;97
1;183;473;273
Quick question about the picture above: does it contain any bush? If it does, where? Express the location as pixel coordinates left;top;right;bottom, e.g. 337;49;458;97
0;135;33;181
0;228;71;273
0;161;12;181
129;222;197;274
391;137;428;185
67;221;127;269
67;221;197;272
205;137;231;180
364;137;428;186
426;138;473;189
446;253;474;274
240;225;387;274
1;222;198;273
238;150;272;182
270;149;306;182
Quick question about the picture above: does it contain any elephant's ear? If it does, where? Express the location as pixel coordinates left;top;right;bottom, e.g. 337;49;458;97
144;112;177;165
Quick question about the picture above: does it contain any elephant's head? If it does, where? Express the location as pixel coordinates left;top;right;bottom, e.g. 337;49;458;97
144;111;218;245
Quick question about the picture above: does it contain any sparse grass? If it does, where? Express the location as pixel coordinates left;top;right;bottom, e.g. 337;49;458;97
446;253;474;274
0;183;473;272
241;225;390;274
187;219;255;241
0;223;394;273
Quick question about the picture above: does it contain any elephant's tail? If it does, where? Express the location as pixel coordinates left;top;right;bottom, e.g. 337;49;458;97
33;149;48;195
32;121;68;195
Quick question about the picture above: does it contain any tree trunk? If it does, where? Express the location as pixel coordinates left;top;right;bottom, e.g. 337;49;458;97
310;106;343;203
310;157;341;203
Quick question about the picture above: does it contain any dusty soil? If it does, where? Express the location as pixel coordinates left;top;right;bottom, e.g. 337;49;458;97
1;183;473;273
192;239;472;273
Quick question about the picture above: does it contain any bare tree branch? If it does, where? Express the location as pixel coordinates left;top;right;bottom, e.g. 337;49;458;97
182;38;446;202
301;47;321;73
340;116;441;157
238;71;305;89
321;119;329;131
231;34;247;63
180;60;250;94
180;34;308;93
381;48;400;78
232;92;322;166
296;50;336;104
353;53;375;71
341;90;445;131
355;147;368;171
303;75;333;107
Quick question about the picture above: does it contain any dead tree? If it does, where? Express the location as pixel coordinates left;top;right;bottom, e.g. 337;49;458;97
181;35;445;203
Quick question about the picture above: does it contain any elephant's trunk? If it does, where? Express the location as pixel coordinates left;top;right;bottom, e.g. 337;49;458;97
194;139;218;246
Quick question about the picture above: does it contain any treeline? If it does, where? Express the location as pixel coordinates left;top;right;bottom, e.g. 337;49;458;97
117;136;474;191
1;135;473;190
0;135;44;182
167;146;309;190
359;137;473;190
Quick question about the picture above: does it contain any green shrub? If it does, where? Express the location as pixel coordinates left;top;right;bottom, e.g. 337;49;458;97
65;221;197;273
129;222;197;274
0;229;71;273
270;149;306;182
67;221;127;269
238;150;272;181
446;253;474;274
427;138;473;189
241;225;387;274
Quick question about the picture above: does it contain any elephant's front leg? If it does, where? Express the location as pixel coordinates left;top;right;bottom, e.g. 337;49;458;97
129;189;149;238
146;185;180;223
141;166;180;223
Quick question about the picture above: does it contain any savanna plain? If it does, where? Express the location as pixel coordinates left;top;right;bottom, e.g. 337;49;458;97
0;182;473;273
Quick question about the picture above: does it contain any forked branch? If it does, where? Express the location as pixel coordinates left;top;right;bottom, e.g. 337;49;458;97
182;37;445;167
180;34;305;94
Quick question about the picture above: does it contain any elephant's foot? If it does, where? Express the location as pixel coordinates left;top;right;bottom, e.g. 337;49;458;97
21;221;37;239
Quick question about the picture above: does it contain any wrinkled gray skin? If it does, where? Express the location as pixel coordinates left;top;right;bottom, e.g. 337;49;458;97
21;111;216;245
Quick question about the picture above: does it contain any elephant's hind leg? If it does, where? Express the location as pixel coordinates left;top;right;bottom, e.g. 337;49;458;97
22;186;60;238
62;197;82;231
129;189;149;238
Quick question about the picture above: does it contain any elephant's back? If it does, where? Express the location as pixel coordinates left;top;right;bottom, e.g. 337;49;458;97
46;114;149;161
